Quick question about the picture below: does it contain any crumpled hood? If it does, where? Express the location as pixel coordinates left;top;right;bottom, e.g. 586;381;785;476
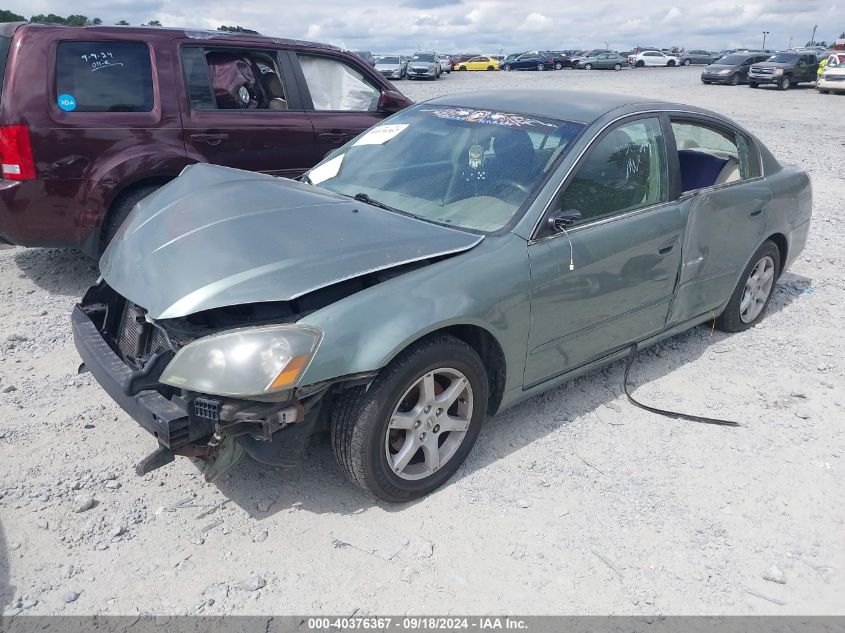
100;164;482;319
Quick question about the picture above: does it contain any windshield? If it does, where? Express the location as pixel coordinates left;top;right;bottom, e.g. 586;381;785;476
718;54;748;65
767;53;799;63
412;53;435;62
379;56;400;64
305;106;585;233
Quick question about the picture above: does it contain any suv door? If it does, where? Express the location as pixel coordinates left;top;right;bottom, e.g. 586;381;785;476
524;115;685;387
797;54;818;82
178;44;316;178
291;52;389;160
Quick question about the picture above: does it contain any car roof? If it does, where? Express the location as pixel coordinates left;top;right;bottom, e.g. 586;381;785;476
425;89;714;124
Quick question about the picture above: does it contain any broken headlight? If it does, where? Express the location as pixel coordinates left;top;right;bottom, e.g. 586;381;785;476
159;324;322;397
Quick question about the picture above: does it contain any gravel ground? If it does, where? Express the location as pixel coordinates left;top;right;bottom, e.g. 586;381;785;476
1;66;843;616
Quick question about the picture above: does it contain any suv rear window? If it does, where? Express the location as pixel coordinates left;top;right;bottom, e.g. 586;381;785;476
56;41;153;112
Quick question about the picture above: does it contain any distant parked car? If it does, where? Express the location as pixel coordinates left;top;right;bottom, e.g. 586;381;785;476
0;22;411;256
577;52;626;71
375;55;407;80
570;49;613;68
540;51;570;70
701;52;772;85
450;53;482;71
680;50;716;65
630;50;680;67
501;52;555;71
353;51;377;66
437;55;452;73
748;50;820;89
408;50;441;80
816;52;845;94
454;56;500;71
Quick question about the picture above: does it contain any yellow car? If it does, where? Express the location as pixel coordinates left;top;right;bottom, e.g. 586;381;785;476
455;56;500;71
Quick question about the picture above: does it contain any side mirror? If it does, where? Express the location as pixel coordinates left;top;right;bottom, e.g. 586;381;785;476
547;209;582;232
377;90;409;113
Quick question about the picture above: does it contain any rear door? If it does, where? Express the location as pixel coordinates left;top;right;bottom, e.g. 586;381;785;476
178;44;316;178
290;51;389;161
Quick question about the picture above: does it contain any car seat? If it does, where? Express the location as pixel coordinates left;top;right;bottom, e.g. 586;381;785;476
677;149;729;192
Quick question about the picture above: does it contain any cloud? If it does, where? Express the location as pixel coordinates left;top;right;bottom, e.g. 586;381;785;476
5;0;842;53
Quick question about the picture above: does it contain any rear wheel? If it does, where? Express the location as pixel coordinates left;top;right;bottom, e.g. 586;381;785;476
504;64;512;71
779;76;791;90
636;60;645;68
100;184;161;253
554;61;563;70
614;63;622;71
683;58;691;66
667;60;676;67
536;63;544;71
331;334;488;503
716;241;780;333
585;63;593;70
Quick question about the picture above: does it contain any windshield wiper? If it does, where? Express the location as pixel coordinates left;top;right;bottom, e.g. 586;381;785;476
352;192;400;213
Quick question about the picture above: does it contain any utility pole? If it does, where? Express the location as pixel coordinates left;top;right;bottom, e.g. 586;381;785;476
810;24;817;46
788;35;793;49
762;31;769;50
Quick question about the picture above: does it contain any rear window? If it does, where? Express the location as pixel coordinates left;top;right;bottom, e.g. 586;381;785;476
0;35;11;101
56;41;153;112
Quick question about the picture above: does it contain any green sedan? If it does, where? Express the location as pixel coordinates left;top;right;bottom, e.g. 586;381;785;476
578;52;626;70
73;90;812;502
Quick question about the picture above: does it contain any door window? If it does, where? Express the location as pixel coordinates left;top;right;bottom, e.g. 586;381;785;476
298;54;380;111
181;47;289;111
56;41;153;112
555;117;667;225
671;120;759;192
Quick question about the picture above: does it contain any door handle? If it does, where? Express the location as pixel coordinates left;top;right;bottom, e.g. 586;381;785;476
658;240;676;255
190;133;229;146
749;208;763;218
319;131;349;144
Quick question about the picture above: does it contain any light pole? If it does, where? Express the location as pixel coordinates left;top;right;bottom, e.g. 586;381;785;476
762;30;769;50
810;24;817;46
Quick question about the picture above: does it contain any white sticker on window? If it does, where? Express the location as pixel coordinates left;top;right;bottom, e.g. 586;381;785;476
308;155;344;184
353;124;409;146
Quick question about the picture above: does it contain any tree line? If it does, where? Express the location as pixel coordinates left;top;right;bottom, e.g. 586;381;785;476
0;9;255;32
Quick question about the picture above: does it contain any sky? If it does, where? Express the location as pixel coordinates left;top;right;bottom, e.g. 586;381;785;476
6;0;843;53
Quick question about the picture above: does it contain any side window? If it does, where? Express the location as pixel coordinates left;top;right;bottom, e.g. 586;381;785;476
297;54;380;112
555;117;667;225
181;47;289;111
671;120;757;192
56;41;153;112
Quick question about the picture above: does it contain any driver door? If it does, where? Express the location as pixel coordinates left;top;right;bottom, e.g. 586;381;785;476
524;115;686;387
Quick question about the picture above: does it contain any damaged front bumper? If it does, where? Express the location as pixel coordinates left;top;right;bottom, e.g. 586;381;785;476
71;298;320;479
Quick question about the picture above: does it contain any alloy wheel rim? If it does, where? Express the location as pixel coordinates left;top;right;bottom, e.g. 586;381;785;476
384;368;473;481
740;255;775;323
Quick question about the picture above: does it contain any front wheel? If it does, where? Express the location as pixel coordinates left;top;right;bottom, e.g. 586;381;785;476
667;60;676;67
683;59;691;66
729;73;740;86
487;65;494;71
585;63;593;70
715;241;780;332
614;63;622;71
537;63;544;71
749;81;758;88
331;334;489;502
503;64;512;71
635;60;645;68
554;62;563;70
779;76;791;90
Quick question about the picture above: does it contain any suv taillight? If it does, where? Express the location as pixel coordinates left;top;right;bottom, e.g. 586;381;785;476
0;125;36;180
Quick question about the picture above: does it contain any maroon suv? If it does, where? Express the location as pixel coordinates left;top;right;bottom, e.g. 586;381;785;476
0;22;410;255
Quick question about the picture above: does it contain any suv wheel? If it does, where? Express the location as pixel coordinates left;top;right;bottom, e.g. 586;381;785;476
779;76;791;90
100;184;162;252
331;334;488;503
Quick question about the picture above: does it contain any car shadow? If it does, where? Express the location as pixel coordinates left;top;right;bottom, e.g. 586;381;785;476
0;520;13;611
12;247;98;297
212;273;812;518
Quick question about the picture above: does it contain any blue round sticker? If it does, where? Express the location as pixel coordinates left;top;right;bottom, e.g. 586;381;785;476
58;94;77;112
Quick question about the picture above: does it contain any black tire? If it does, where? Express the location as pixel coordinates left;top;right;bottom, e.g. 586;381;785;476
100;184;161;252
331;334;489;503
554;62;563;70
715;240;781;333
636;60;645;68
487;65;494;71
818;88;829;94
503;64;512;71
536;63;544;71
667;60;676;67
779;76;791;90
683;58;691;66
585;63;593;70
729;73;740;86
614;63;622;71
459;65;465;71
570;60;579;69
749;81;758;88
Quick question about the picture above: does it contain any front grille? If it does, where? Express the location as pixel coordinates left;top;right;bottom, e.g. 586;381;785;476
751;68;773;75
